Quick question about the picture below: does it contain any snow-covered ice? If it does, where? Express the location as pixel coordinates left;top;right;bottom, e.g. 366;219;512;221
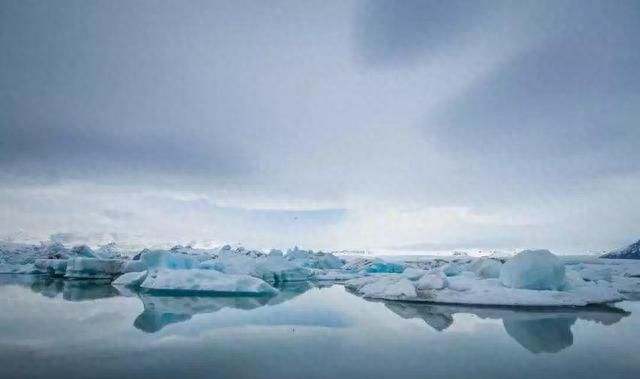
345;249;633;306
499;250;565;290
3;240;640;308
64;257;126;279
139;269;278;295
112;270;148;287
34;259;68;277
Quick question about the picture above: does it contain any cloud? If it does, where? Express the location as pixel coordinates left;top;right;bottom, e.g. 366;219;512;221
1;1;638;251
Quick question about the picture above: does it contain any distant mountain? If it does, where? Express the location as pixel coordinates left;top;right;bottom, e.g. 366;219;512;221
601;240;640;259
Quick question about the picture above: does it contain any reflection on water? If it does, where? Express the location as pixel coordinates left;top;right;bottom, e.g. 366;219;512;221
27;276;120;302
133;282;315;332
383;301;630;353
1;275;639;379
6;274;633;351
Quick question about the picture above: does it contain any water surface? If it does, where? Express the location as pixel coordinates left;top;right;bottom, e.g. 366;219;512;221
0;275;638;379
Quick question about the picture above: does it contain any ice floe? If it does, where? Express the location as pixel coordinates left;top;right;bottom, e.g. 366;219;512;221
3;241;640;308
139;269;278;295
345;249;635;307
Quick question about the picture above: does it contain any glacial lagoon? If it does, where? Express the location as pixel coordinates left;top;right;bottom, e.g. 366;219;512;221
0;275;639;379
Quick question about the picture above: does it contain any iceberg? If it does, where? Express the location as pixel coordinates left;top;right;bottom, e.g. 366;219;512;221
365;260;405;274
112;270;148;287
0;263;40;274
0;241;70;265
416;272;448;290
70;245;98;258
64;257;126;279
469;258;502;279
139;250;200;270
499;250;565;290
140;269;278;295
345;250;626;306
441;263;463;277
34;259;68;277
201;251;314;283
285;248;344;269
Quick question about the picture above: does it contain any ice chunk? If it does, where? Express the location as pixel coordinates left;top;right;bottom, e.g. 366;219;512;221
416;272;448;290
441;263;463;277
382;278;417;298
285;248;344;269
140;250;199;270
64;257;126;279
255;254;314;282
140;269;277;295
402;268;428;280
122;259;147;273
0;263;39;274
499;250;565;290
347;276;416;299
112;270;148;287
201;251;313;283
365;260;405;273
94;242;122;259
71;245;97;258
312;253;344;269
577;266;613;282
34;259;68;277
0;241;70;265
469;258;503;279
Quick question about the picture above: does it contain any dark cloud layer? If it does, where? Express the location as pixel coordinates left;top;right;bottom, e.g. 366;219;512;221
1;0;639;250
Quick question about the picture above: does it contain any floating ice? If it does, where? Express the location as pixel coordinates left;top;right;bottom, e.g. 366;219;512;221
469;258;503;279
0;263;39;274
140;269;278;295
441;263;463;277
285;248;344;269
139;250;200;270
365;260;405;274
201;250;314;283
65;257;126;279
34;259;68;277
416;272;448;290
499;250;565;290
71;245;98;258
112;270;148;287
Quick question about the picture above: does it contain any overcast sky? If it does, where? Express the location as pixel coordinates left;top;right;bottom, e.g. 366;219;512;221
1;0;639;252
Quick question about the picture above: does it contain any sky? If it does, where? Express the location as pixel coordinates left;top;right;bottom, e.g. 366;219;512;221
1;0;639;253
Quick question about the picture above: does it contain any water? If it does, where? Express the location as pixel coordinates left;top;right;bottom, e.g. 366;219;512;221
1;275;639;379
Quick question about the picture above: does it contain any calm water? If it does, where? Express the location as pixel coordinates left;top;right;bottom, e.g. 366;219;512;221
0;275;639;379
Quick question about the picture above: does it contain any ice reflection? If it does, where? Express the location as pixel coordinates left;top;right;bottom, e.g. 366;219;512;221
23;275;121;301
128;280;321;332
383;302;630;354
3;276;347;333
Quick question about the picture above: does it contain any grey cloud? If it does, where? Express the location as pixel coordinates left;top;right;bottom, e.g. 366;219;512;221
355;0;497;66
1;0;639;250
426;0;640;190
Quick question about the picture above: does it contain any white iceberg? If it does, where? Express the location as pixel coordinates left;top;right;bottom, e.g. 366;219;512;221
34;259;68;277
0;263;40;274
499;250;565;290
416;272;448;290
112;270;148;287
285;248;344;269
139;250;200;270
469;258;502;279
139;269;277;295
64;257;126;279
345;250;625;307
201;251;314;283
